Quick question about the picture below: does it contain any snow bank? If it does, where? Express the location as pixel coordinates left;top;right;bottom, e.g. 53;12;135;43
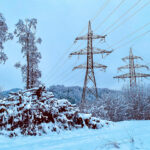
0;120;149;150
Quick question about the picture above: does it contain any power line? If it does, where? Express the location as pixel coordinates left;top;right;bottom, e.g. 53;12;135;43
44;45;84;84
43;42;74;79
115;30;150;50
101;0;142;34
94;0;126;31
43;0;148;88
94;0;146;48
107;0;150;35
52;28;150;87
62;32;150;87
70;67;106;87
44;0;111;83
109;21;150;49
59;69;83;85
78;0;111;36
49;59;80;85
44;43;84;83
93;21;150;54
91;0;111;22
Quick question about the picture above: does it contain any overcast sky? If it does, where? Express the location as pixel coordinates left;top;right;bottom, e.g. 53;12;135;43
0;0;150;90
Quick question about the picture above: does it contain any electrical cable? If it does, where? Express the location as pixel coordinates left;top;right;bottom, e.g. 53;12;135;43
101;0;142;34
44;0;111;83
94;0;126;31
107;1;150;35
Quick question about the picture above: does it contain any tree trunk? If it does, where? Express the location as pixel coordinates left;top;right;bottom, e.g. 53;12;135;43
27;51;30;89
26;32;30;89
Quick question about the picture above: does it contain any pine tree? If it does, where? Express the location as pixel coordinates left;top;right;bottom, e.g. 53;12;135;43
14;19;42;89
0;13;13;64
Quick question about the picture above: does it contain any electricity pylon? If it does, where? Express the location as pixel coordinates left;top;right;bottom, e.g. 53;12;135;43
69;20;112;104
114;48;150;87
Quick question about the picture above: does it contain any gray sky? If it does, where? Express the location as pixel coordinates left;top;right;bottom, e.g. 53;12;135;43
0;0;150;90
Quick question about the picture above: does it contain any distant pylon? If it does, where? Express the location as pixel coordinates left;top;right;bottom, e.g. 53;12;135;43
69;21;112;104
114;48;150;87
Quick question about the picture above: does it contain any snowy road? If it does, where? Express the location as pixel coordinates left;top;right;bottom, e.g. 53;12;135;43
0;121;150;150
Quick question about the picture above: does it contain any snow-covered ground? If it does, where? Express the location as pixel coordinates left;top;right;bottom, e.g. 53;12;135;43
0;120;149;150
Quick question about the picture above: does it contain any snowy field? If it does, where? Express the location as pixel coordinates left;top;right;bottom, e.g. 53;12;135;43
0;121;149;150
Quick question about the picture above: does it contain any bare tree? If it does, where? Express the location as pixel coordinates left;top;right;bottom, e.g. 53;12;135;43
14;18;42;89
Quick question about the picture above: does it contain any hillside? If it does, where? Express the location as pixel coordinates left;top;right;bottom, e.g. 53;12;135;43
0;86;121;104
48;85;121;104
0;88;20;98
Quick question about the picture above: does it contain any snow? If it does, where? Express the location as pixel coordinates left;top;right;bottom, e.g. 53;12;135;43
0;120;149;150
57;99;71;106
78;113;92;119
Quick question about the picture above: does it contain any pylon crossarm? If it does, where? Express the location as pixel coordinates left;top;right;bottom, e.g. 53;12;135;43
73;63;107;71
133;56;143;60
74;34;106;43
118;64;149;71
74;34;88;43
92;34;106;40
114;73;131;79
93;48;113;54
93;63;107;70
118;65;129;71
121;56;128;62
134;73;150;78
69;48;87;56
72;64;86;71
70;48;113;57
134;64;149;70
122;56;143;61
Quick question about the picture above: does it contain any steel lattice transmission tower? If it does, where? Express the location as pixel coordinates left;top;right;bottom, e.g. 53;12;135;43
69;21;112;104
114;48;150;87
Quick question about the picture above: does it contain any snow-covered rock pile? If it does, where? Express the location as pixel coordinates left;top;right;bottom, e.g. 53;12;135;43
0;87;110;137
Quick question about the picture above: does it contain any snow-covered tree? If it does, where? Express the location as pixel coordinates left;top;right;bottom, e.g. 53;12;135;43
0;13;13;64
122;85;150;120
14;18;42;89
83;84;150;121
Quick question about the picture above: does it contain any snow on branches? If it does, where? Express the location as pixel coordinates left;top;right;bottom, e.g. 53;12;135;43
0;13;13;64
0;87;110;137
14;18;42;89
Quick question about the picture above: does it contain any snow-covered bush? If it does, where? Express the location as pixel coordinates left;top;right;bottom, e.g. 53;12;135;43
83;92;127;121
0;87;109;137
84;85;150;121
123;85;150;120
